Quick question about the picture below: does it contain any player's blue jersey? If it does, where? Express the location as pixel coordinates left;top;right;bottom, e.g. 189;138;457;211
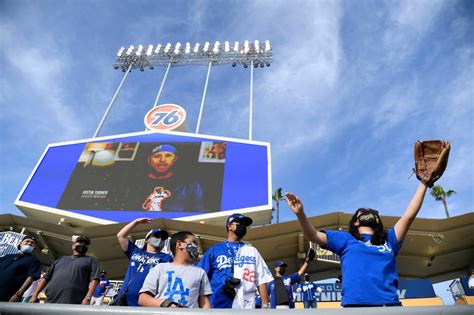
300;281;317;302
268;272;300;308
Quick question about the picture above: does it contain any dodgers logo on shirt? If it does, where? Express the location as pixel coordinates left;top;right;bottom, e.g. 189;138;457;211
283;278;292;286
363;241;392;253
164;271;190;305
234;255;256;267
216;255;232;270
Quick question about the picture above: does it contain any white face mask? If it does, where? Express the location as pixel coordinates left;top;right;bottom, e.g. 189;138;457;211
20;245;34;254
148;236;164;250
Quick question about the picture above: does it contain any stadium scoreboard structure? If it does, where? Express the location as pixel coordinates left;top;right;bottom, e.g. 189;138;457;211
15;130;272;226
15;40;274;227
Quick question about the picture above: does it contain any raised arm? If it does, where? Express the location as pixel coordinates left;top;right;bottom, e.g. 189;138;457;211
297;261;309;277
394;183;428;243
116;218;152;251
285;193;327;246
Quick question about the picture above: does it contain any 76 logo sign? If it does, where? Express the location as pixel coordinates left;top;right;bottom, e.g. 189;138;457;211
144;104;187;131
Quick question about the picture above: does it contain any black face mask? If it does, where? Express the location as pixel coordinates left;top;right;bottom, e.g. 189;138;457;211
75;244;88;255
186;243;200;261
279;268;286;275
304;276;310;282
357;210;379;228
234;225;247;239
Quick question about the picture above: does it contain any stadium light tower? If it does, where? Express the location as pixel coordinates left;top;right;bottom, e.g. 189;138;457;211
94;41;272;139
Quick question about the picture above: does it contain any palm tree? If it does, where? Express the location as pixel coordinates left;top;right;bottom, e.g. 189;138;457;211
430;185;456;218
272;187;284;223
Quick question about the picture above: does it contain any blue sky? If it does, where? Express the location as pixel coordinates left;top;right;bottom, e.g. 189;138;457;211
1;0;473;303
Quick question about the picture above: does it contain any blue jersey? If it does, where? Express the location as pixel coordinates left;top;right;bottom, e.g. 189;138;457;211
93;278;110;297
117;241;173;306
300;281;317;302
324;227;402;306
197;241;243;308
268;272;300;308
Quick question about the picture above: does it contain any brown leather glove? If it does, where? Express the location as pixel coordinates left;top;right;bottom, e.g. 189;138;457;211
414;140;450;188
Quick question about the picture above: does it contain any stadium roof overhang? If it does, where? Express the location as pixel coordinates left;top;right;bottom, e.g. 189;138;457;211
1;212;472;283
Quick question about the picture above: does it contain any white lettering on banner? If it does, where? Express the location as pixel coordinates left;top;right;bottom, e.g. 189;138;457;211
316;284;409;302
216;255;232;270
0;232;24;257
397;289;406;299
320;291;342;301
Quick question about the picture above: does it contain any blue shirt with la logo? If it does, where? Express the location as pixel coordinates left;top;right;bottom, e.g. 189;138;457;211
323;227;402;306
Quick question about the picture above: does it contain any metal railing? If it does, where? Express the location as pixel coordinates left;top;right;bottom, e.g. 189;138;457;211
0;303;473;315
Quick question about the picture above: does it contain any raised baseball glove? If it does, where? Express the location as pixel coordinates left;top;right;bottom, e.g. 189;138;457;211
414;140;450;188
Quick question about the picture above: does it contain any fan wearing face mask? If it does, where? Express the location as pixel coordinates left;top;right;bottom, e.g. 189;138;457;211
139;231;212;308
115;218;173;306
286;181;429;307
0;235;41;302
198;213;274;309
30;235;99;304
267;257;310;309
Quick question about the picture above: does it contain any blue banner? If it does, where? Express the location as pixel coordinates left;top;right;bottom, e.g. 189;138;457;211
0;231;24;257
294;279;436;302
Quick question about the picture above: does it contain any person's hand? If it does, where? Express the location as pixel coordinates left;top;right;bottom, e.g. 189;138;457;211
82;298;91;305
285;193;304;215
8;292;22;302
28;296;37;303
134;218;152;224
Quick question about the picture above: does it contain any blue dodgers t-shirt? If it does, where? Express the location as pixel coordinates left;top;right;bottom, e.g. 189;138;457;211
300;281;317;302
268;272;300;308
93;278;110;297
197;241;243;308
324;227;402;306
117;241;173;306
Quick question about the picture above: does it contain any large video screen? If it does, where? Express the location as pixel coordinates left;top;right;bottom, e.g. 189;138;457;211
16;131;270;222
58;141;225;212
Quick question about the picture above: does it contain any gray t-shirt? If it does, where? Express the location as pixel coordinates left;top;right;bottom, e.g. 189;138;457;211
44;255;100;304
140;263;212;308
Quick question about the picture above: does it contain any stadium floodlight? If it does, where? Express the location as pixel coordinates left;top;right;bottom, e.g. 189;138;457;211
146;45;153;56
213;41;220;53
112;40;272;71
154;44;162;54
174;42;181;55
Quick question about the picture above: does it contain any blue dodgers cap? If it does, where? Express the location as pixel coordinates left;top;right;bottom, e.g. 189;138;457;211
226;213;253;227
151;144;177;155
275;261;287;268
